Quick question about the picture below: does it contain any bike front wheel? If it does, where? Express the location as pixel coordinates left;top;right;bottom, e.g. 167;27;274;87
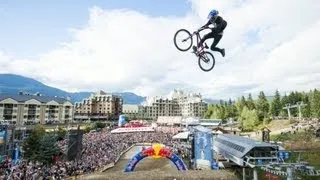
173;29;193;52
198;51;215;72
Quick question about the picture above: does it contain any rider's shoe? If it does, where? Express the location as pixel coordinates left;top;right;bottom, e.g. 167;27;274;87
221;49;225;57
192;46;198;53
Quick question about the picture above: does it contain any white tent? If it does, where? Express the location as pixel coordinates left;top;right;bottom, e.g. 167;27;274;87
172;131;190;139
212;130;224;134
181;117;200;125
157;116;183;125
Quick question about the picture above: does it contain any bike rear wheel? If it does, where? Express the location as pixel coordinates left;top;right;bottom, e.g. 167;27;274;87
198;51;215;72
173;29;193;51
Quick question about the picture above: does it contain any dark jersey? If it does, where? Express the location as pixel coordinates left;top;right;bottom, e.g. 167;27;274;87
203;15;227;32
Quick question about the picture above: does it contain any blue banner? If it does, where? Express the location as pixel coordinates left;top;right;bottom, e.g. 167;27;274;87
194;132;213;169
118;114;126;127
284;152;290;159
279;151;284;159
13;147;20;165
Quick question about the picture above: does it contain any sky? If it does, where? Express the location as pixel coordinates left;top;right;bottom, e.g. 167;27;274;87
0;0;319;99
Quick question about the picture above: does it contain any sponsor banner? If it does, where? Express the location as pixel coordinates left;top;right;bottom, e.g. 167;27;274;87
194;131;213;169
124;143;187;172
118;114;127;127
111;126;155;133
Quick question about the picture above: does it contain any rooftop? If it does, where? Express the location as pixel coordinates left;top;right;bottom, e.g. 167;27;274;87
192;125;212;133
215;134;278;158
0;94;71;104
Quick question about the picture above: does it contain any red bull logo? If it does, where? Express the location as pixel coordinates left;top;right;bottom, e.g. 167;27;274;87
125;143;187;172
141;144;173;159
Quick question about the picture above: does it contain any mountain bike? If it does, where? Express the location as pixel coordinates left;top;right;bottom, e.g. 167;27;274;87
173;27;215;72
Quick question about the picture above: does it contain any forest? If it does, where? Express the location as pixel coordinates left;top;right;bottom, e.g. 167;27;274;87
204;89;320;131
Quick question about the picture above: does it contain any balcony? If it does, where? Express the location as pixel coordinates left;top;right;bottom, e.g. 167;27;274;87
74;113;110;119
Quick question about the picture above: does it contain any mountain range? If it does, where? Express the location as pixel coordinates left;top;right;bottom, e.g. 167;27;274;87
0;74;221;104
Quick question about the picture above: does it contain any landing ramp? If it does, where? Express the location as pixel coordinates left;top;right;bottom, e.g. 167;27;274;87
82;145;238;180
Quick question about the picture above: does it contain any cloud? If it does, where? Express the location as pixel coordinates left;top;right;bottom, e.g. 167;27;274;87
1;0;320;99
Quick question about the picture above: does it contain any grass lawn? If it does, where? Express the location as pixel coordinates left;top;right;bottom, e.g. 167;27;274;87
271;131;320;169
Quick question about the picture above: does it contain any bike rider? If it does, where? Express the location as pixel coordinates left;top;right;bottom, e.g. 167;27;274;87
193;9;227;57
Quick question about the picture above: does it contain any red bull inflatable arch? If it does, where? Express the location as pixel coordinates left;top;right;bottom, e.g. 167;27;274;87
124;143;188;172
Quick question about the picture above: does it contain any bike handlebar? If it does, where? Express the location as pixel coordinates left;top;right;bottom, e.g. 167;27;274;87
193;26;210;34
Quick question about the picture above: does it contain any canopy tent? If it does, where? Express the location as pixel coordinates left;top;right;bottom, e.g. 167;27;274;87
212;130;224;134
172;131;190;139
181;117;200;125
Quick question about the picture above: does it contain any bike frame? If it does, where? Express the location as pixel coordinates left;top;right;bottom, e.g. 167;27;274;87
175;27;215;71
192;28;209;54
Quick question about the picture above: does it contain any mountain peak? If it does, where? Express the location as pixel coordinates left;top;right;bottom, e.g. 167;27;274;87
0;74;145;104
0;74;219;105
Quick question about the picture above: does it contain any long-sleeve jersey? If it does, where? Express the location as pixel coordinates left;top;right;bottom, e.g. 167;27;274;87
202;15;227;31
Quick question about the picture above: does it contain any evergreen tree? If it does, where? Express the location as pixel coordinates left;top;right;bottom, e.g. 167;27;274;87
301;92;311;117
280;93;290;117
247;93;255;110
204;104;214;118
270;90;282;116
224;99;233;119
23;125;60;165
23;125;46;161
208;105;226;119
256;91;270;120
240;96;247;108
37;134;61;165
204;88;319;121
228;99;237;118
288;92;298;116
310;89;320;118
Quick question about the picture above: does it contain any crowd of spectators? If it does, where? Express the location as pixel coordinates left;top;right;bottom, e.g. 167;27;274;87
1;127;185;179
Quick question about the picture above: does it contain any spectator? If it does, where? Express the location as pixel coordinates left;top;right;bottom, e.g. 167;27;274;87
1;127;186;179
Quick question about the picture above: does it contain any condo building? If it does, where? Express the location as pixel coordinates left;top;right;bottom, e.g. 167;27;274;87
142;90;208;120
74;91;123;121
0;92;73;125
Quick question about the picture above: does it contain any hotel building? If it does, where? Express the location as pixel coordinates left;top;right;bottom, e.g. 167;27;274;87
142;89;208;120
74;91;123;121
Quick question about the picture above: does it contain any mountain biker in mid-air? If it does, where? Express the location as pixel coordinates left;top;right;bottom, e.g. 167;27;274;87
193;9;227;57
